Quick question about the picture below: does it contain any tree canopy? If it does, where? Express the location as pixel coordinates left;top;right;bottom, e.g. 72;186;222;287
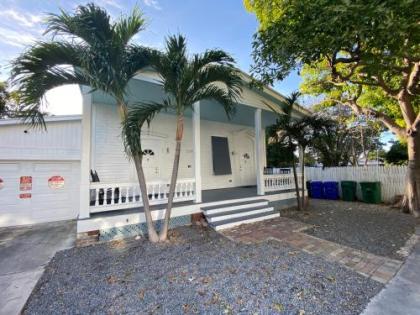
386;141;409;165
246;0;419;137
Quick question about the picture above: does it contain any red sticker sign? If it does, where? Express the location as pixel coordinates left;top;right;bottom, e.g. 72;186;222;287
19;193;31;199
20;176;32;191
48;176;65;189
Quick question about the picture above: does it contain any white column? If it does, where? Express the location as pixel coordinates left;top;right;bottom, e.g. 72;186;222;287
255;108;265;195
298;145;305;190
78;87;92;219
192;101;202;203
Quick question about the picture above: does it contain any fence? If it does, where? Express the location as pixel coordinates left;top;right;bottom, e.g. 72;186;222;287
305;166;407;202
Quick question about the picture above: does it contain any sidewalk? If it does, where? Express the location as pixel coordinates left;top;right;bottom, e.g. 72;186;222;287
362;226;420;315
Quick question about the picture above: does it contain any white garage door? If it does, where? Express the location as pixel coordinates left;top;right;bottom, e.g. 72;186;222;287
0;161;80;227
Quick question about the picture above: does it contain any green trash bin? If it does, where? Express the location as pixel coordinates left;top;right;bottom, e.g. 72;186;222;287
341;181;357;201
359;181;381;204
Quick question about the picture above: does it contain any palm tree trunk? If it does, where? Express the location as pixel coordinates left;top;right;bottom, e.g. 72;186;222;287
133;154;159;242
292;154;301;210
159;115;184;241
118;101;159;242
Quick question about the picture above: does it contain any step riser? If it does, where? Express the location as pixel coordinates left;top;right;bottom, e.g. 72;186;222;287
213;213;280;231
203;201;269;215
208;207;274;223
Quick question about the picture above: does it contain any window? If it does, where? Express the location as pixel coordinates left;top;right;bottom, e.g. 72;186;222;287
142;149;155;156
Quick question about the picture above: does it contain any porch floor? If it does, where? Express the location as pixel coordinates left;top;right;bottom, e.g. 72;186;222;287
88;186;286;219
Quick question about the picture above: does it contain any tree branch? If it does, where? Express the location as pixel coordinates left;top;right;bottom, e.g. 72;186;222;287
407;62;420;95
325;97;405;138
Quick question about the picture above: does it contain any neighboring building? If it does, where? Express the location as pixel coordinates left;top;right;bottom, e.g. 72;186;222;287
0;70;309;240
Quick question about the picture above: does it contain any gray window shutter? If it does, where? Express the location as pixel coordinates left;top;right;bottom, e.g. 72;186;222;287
211;136;232;175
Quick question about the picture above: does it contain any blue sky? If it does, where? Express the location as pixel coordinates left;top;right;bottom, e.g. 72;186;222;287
0;0;394;149
0;0;302;115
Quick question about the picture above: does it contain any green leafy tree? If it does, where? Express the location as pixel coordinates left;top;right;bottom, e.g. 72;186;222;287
123;35;242;241
386;141;408;165
245;0;420;216
266;141;294;168
10;3;165;241
0;81;41;119
310;105;383;166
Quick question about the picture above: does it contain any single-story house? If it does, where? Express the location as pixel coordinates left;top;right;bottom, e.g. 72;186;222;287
0;70;309;240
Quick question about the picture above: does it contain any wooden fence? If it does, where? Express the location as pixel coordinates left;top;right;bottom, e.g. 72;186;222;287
305;166;407;202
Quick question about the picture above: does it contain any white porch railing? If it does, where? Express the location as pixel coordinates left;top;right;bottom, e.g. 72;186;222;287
89;178;195;213
264;171;304;192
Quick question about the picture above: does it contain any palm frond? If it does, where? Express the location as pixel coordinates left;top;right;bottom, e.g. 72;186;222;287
284;91;300;115
113;6;145;46
10;42;89;128
192;84;237;119
46;3;113;46
11;42;85;80
191;49;235;74
122;101;168;156
189;64;242;100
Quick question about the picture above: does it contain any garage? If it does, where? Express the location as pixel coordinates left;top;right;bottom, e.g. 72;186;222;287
0;116;81;227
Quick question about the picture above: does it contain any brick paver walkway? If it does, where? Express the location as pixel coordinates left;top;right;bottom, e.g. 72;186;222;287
222;217;403;284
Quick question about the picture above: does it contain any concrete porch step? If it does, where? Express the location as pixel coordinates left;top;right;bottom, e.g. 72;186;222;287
202;200;269;215
210;210;279;231
202;199;279;231
206;205;274;223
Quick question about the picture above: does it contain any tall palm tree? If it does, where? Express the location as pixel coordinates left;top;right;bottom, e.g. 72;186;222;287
10;3;161;241
267;92;303;210
268;92;327;210
123;35;242;241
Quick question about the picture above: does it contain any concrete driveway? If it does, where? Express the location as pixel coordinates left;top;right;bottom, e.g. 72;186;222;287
0;221;76;315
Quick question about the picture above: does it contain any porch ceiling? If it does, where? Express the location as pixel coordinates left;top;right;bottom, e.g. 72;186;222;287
91;78;279;128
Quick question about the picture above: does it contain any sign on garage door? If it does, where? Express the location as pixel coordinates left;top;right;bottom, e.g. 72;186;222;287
0;161;80;227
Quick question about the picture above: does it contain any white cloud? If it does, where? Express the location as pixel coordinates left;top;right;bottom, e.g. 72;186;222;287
143;0;162;10
0;9;43;28
0;27;37;48
96;0;123;10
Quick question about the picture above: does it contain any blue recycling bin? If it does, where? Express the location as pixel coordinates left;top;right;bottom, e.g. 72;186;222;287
323;181;339;200
310;181;323;199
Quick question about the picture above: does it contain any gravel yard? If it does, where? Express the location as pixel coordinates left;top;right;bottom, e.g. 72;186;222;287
282;199;416;260
24;226;381;315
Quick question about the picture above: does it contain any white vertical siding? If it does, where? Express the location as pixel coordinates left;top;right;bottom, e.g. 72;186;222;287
0;119;81;160
92;103;258;189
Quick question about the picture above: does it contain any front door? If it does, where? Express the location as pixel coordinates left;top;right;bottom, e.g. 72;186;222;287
235;132;256;186
140;137;163;181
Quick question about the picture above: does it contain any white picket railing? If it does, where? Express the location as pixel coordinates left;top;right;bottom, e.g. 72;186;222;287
305;166;407;202
264;171;303;192
89;178;196;213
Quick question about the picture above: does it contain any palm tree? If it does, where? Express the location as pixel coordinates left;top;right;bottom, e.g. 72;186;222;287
123;35;242;241
10;4;162;241
267;92;303;210
268;92;328;210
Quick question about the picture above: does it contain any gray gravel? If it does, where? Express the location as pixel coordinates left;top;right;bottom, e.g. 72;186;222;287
24;226;381;315
282;199;415;260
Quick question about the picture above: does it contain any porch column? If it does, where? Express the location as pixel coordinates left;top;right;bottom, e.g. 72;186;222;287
79;87;92;219
255;108;265;195
298;145;304;190
193;101;202;203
